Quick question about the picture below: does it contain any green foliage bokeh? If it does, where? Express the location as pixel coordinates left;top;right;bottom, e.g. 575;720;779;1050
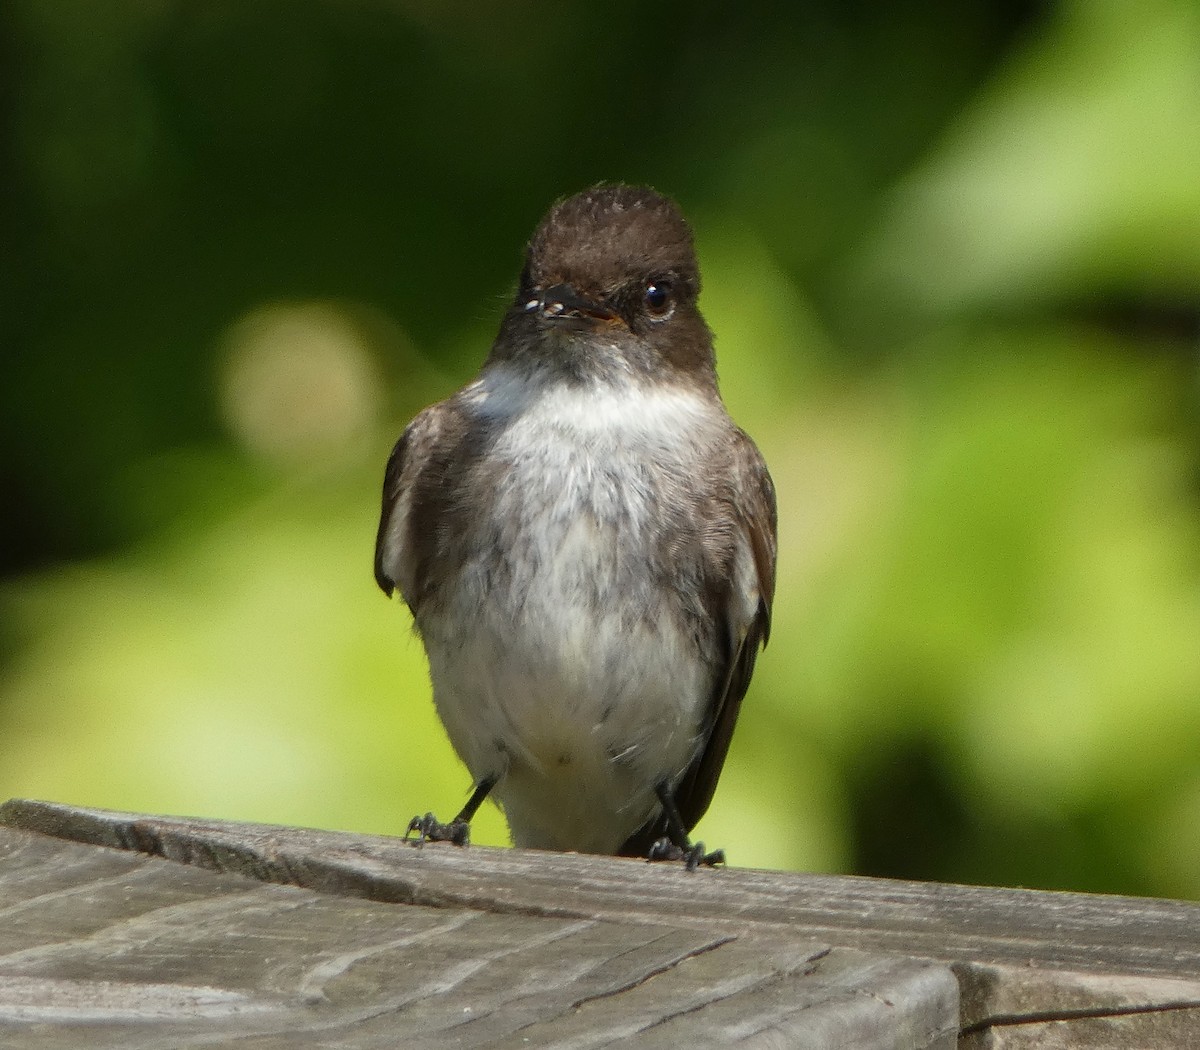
2;0;1199;895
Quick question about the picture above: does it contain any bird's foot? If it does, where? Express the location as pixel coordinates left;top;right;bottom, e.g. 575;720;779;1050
404;812;471;848
647;836;725;872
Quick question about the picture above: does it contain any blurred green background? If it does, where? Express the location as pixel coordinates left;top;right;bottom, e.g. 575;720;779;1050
3;0;1199;896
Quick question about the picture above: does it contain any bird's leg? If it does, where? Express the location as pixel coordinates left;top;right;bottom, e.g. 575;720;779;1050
646;782;726;871
404;775;497;848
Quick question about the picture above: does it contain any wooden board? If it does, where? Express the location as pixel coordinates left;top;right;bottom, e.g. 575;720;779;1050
5;798;1200;1046
0;809;957;1048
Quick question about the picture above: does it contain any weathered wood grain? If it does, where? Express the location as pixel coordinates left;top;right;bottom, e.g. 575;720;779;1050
4;798;1200;1047
5;799;1196;977
961;1008;1200;1049
0;816;958;1048
954;964;1200;1049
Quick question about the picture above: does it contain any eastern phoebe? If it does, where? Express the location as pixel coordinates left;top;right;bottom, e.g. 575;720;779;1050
375;185;776;868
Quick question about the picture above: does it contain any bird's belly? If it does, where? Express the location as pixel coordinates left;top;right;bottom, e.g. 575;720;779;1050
422;491;710;852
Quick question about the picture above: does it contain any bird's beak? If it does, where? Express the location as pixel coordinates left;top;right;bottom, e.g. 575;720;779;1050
524;283;617;325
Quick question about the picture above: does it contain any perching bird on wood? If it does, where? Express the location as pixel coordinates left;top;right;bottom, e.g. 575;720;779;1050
374;185;776;868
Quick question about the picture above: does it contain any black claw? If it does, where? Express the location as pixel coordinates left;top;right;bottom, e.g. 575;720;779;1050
403;813;470;847
690;844;726;871
639;781;726;870
647;836;681;862
402;779;497;851
646;836;724;871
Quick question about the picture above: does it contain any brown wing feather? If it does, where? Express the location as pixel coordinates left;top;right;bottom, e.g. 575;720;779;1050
621;430;778;854
374;401;476;614
374;428;411;596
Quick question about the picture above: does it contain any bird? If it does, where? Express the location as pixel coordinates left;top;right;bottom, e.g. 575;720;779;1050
374;185;776;868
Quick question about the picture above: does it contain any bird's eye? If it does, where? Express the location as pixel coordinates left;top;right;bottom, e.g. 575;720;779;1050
643;281;673;318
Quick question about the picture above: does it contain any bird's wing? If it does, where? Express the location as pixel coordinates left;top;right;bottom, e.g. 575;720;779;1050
373;406;446;605
621;428;778;854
